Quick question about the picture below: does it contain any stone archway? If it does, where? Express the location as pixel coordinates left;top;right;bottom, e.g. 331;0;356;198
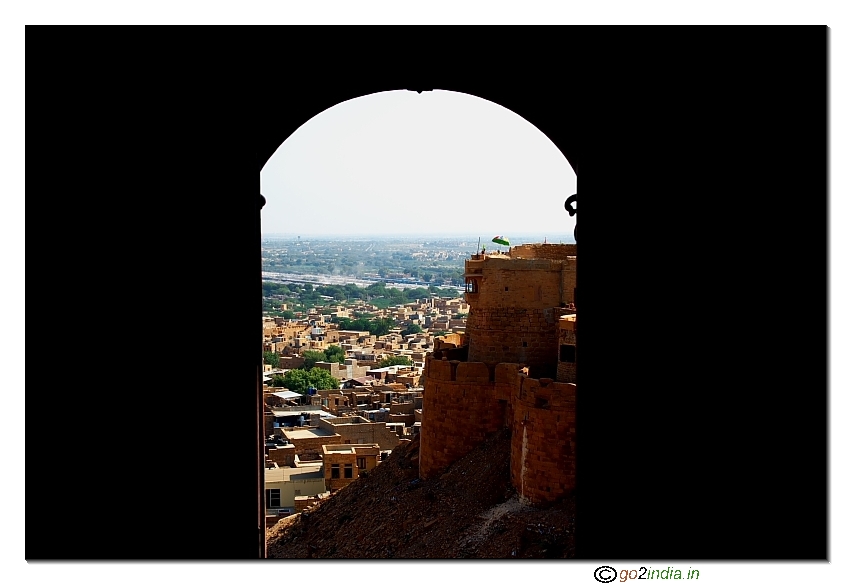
254;82;580;556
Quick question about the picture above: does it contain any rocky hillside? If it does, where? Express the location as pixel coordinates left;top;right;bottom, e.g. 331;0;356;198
266;428;575;559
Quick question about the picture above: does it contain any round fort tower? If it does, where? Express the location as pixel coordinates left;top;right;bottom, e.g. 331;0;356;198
463;244;576;377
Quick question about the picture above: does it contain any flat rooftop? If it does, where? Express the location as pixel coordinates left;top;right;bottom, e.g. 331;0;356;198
265;466;325;482
281;427;337;439
271;409;336;418
322;444;380;455
321;416;372;426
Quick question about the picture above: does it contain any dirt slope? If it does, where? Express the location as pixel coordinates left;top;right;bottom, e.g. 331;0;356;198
266;429;575;559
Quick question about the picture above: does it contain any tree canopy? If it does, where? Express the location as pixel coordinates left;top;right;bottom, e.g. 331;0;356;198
275;368;338;393
378;355;414;368
402;323;423;335
301;346;348;370
301;350;327;370
334;316;394;338
323;345;346;364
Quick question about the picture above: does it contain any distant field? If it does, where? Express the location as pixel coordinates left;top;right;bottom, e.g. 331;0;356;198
368;297;397;310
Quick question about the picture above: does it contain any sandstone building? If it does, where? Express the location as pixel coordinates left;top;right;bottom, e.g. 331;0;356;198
420;243;577;506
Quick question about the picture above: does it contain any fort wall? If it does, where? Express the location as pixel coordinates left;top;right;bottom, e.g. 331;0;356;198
510;376;576;505
417;247;577;506
420;355;576;504
419;358;526;479
464;255;575;373
510;243;577;260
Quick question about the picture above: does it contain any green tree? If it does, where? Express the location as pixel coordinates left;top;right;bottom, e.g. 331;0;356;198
307;367;339;390
281;310;295;319
271;374;287;387
263;351;280;368
277;368;338;393
324;345;346;364
278;369;309;392
403;323;423;335
301;350;326;370
377;355;413;367
369;317;394;337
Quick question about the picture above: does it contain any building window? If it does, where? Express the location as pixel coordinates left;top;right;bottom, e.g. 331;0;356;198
266;489;281;508
344;464;353;479
357;457;366;469
331;464;340;479
560;344;577;363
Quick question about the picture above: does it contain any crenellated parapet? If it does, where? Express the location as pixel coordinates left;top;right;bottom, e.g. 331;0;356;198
420;243;577;505
509;243;576;260
419;355;527;480
420;354;576;506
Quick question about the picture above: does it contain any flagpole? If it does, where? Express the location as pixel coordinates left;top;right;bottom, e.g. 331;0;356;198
476;237;480;255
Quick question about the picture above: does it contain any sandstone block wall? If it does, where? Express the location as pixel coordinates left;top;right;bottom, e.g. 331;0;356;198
279;355;306;369
468;260;564;309
510;376;576;505
464;258;572;372
264;411;276;437
419;355;576;506
267;444;296;467
282;429;342;457
318;418;400;450
557;322;577;383
560;262;577;306
510;243;576;260
388;413;415;426
557;362;577;383
467;306;559;373
419;357;509;480
434;334;466;348
390;402;415;415
324;451;359;491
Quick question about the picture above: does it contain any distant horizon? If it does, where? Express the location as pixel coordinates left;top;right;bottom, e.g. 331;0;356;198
261;232;576;243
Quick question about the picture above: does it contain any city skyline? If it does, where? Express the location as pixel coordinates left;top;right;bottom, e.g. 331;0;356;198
260;90;577;239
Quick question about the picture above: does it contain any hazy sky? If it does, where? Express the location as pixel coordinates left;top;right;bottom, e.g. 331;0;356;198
261;90;576;241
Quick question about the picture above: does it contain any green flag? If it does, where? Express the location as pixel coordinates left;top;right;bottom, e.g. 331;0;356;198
492;236;510;246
